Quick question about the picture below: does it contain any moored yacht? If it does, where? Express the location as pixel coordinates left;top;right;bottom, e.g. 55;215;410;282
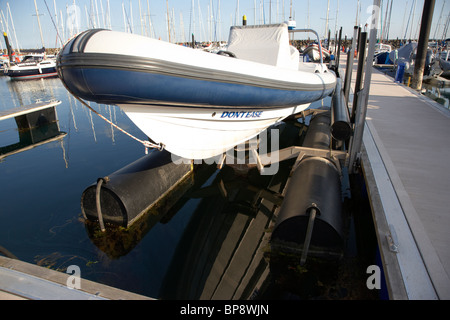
5;52;57;80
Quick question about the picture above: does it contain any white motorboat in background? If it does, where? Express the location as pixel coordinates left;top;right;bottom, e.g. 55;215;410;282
303;43;331;62
5;52;57;80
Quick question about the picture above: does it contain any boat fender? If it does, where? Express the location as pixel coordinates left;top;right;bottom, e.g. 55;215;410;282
330;78;352;141
217;50;236;58
81;150;192;228
271;157;344;258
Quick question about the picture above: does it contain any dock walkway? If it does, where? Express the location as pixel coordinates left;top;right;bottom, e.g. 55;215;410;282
349;60;450;299
0;100;61;122
0;256;151;300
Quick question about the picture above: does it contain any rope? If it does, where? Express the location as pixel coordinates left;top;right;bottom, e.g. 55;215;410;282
73;96;164;154
96;178;106;232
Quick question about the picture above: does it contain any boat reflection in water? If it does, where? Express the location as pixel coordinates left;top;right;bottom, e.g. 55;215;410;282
0;121;66;160
84;161;283;299
83;122;307;299
83;162;217;259
159;163;287;300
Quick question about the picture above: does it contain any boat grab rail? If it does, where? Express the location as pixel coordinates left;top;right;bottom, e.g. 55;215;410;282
289;28;324;68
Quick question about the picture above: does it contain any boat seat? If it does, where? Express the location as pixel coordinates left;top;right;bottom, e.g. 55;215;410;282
226;23;299;70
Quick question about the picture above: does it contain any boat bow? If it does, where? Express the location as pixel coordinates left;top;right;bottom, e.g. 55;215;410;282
57;25;336;159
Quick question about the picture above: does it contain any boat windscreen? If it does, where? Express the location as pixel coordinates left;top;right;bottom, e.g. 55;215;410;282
21;55;43;63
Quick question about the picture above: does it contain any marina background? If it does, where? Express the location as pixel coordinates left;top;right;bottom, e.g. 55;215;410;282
1;0;449;50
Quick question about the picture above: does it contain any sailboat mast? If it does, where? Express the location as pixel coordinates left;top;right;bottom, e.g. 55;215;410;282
254;0;257;25
166;0;171;42
289;0;292;19
95;0;100;28
139;0;144;35
442;12;449;41
235;0;239;26
122;2;127;32
60;9;65;41
7;3;21;54
325;0;330;38
287;0;296;30
217;0;221;41
107;0;112;29
34;0;45;48
269;0;271;24
147;0;154;38
130;1;134;34
307;0;310;29
409;0;416;40
53;0;60;47
334;0;339;38
386;0;393;41
99;0;105;28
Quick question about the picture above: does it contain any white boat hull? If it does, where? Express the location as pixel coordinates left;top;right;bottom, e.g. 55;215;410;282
119;103;311;159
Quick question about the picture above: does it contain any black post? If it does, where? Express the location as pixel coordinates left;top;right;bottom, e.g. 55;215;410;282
3;32;13;63
411;0;436;90
343;26;358;103
327;30;331;50
356;27;361;55
344;34;347;53
337;27;342;67
344;50;352;100
334;32;338;54
351;31;367;123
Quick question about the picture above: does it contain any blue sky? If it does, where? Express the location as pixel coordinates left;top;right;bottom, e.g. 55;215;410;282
1;0;449;49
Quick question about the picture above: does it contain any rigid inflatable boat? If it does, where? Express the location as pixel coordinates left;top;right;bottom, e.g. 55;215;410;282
57;23;336;159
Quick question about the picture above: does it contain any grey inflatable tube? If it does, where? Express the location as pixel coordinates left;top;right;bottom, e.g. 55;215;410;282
81;150;192;227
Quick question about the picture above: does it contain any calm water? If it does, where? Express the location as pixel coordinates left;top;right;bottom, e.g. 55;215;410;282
0;75;213;298
1;75;312;299
0;74;381;300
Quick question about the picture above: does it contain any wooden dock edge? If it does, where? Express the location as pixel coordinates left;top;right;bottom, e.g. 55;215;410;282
0;256;153;300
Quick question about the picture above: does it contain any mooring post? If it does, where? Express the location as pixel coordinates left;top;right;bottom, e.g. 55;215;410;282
3;32;13;63
411;0;436;90
343;26;358;104
336;27;342;67
327;29;331;50
349;0;381;174
351;31;367;123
